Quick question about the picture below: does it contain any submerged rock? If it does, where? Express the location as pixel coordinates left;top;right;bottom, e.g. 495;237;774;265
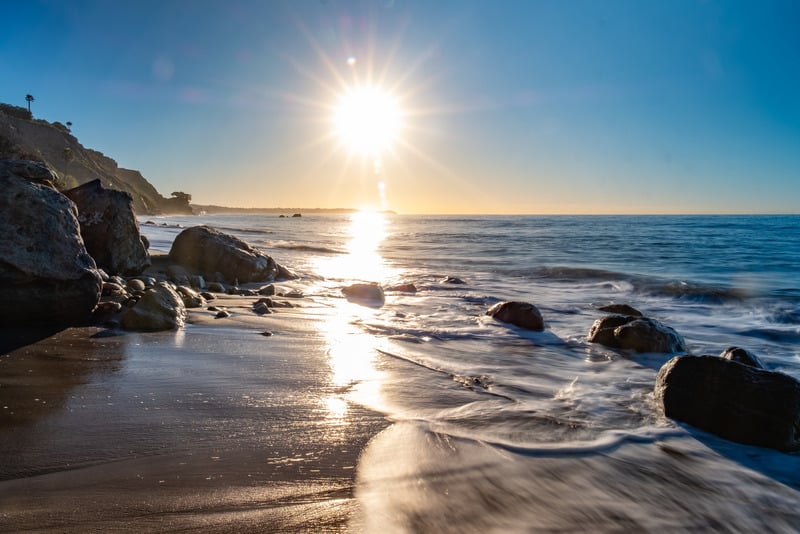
342;283;385;306
121;283;186;331
169;225;294;284
720;346;766;369
597;303;642;317
63;179;150;276
486;301;545;331
0;160;102;324
386;283;417;293
655;355;800;452
588;315;685;353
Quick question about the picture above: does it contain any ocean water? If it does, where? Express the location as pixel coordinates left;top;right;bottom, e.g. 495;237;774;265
140;213;800;530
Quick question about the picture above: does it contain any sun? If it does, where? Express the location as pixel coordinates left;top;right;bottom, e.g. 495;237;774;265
333;85;403;157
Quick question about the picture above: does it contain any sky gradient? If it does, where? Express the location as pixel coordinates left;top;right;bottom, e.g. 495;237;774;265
2;0;799;214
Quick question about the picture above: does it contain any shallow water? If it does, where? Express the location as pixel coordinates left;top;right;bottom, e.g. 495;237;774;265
134;213;800;530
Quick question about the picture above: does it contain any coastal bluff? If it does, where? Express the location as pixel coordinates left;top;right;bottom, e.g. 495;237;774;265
0;102;189;215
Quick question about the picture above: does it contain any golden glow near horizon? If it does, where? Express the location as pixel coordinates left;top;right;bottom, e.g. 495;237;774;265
333;85;403;158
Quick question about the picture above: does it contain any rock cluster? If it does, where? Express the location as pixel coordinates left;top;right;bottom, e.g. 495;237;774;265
0;160;102;324
588;314;686;354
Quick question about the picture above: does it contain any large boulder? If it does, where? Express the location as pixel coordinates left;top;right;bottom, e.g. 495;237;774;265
169;226;292;284
0;160;102;324
486;301;545;331
121;283;186;331
63;179;150;276
720;346;766;369
655;355;800;452
588;315;685;353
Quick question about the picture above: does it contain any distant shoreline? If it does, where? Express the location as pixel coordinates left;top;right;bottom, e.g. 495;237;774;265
191;204;397;215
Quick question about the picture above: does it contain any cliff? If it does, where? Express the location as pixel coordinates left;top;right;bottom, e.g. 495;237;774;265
0;103;191;215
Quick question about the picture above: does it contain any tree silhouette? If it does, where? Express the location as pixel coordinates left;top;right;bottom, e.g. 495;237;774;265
66;121;73;132
25;94;34;113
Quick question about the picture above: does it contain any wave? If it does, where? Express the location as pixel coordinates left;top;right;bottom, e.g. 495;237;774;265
517;266;753;303
271;243;344;254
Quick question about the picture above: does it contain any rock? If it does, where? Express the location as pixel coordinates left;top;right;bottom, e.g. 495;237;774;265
282;289;304;298
92;301;123;321
253;302;272;315
0;161;102;324
720;346;766;369
258;284;276;296
200;291;215;300
175;285;206;308
166;264;192;285
486;301;545;331
207;282;226;293
120;283;186;331
655;355;800;452
386;283;417;293
215;310;230;319
441;276;466;284
63;179;150;276
102;281;126;297
597;304;642;317
169;225;294;284
588;315;685;353
127;278;146;292
292;213;302;218
342;283;385;306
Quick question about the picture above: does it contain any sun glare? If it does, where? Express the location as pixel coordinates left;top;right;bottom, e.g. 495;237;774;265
334;86;403;157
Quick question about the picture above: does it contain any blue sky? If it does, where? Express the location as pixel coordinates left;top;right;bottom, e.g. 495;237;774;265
2;0;798;213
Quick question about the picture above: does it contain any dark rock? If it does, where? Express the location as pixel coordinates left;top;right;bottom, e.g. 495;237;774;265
120;283;186;331
342;283;385;306
215;310;231;319
127;278;146;292
258;284;276;296
655;355;800;452
282;289;304;298
387;283;417;293
292;213;302;218
253;302;272;315
200;291;215;300
588;315;685;353
63;179;150;276
486;301;545;331
597;303;642;317
720;346;766;369
441;276;466;284
92;300;123;321
175;285;206;308
102;282;126;297
207;282;226;293
169;225;294;284
0;161;102;324
260;331;273;336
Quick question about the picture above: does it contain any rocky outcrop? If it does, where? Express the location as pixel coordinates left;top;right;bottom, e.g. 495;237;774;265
486;301;545;331
0;160;102;324
121;283;186;331
0;105;184;215
655;355;800;452
342;283;385;306
63;179;150;276
169;226;294;284
588;315;685;353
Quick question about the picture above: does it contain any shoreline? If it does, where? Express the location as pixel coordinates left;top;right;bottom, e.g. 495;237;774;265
0;295;390;532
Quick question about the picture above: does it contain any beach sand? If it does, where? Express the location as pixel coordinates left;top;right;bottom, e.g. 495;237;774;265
0;296;388;532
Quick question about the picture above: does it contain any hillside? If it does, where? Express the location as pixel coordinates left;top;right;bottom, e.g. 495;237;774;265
0;103;190;215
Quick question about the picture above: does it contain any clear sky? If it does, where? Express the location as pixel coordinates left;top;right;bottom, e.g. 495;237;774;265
2;0;798;214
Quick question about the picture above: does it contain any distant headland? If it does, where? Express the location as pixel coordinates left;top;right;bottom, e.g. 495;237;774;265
1;101;388;217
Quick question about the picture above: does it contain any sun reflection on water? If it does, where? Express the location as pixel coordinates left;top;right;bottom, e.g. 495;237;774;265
313;211;399;283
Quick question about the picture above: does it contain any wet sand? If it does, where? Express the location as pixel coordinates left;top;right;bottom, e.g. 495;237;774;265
0;297;388;532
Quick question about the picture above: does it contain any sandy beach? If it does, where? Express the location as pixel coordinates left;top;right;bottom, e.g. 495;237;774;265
0;295;389;532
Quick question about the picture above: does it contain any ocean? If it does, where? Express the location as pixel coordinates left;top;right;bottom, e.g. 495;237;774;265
140;213;800;530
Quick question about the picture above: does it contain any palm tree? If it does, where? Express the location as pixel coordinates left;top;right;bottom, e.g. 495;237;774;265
25;94;34;112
